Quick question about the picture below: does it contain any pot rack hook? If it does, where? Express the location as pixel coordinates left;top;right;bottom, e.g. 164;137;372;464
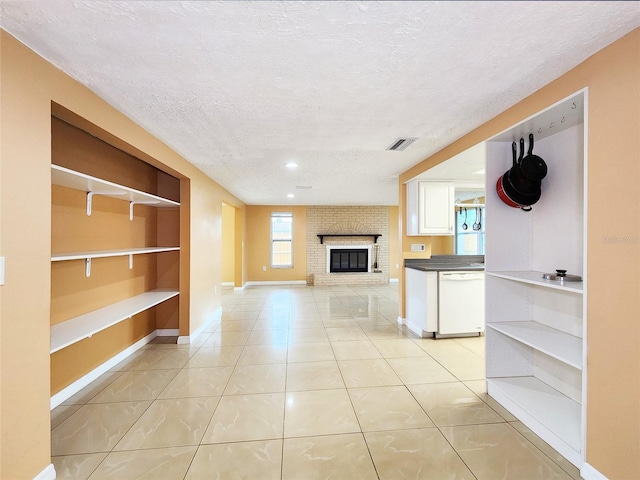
571;102;577;109
549;122;554;129
538;128;543;134
561;116;566;123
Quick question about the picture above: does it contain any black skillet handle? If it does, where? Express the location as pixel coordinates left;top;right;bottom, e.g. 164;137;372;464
518;138;525;163
528;133;534;156
512;142;517;167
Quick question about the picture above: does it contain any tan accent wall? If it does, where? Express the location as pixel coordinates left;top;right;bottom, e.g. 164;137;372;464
222;203;236;283
0;30;246;479
398;29;640;479
388;206;401;280
1;32;53;480
235;206;246;288
245;205;307;282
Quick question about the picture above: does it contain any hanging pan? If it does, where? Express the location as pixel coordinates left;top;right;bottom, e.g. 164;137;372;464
496;139;542;212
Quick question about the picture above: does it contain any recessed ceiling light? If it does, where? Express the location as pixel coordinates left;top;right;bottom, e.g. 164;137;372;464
285;162;298;169
287;193;294;198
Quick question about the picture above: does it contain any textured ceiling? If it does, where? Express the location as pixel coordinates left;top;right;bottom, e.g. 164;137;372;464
1;2;638;205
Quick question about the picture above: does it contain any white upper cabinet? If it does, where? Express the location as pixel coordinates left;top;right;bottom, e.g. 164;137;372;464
406;181;454;236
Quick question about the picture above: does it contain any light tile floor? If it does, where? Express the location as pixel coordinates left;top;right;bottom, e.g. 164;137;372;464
51;284;582;479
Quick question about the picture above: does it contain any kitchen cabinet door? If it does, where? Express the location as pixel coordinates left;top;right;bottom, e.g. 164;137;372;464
419;182;454;235
406;181;454;236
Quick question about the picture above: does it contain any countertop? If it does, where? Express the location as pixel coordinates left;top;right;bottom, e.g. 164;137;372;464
405;255;485;272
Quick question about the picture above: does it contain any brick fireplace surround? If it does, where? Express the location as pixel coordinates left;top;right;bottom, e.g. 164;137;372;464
306;206;389;286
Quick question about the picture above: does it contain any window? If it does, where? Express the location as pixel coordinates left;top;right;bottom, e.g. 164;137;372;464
455;206;485;255
271;212;293;268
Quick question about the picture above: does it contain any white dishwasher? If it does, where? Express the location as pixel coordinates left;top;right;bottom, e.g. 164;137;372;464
437;271;484;336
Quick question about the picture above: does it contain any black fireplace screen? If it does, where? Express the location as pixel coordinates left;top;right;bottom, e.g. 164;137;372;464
330;249;368;273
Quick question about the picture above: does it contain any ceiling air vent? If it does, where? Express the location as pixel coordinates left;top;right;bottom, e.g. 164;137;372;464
386;137;418;152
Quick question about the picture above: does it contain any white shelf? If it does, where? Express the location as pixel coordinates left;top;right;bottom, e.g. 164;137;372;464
52;246;180;262
52;164;180;209
486;271;583;294
488;377;581;454
487;321;582;369
50;289;179;353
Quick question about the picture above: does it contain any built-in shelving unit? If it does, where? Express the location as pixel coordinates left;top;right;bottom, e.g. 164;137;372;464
50;117;184;406
486;270;582;293
52;164;179;217
489;377;582;451
50;289;179;353
52;247;180;262
484;91;587;468
486;321;582;369
50;163;181;353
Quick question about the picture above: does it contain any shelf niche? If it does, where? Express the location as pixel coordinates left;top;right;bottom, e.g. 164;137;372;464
50;116;182;398
484;91;586;468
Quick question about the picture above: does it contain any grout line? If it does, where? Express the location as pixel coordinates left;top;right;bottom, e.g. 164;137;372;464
53;285;572;479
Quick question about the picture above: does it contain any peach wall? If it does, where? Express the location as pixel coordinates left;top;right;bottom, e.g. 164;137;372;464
1;31;53;480
222;203;236;283
0;30;245;479
235;206;246;287
398;29;639;479
245;205;307;282
388;207;401;280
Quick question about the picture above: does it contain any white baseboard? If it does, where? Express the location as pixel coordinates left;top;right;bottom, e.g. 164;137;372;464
405;318;427;338
389;278;399;283
178;307;222;345
156;329;179;336
243;280;307;287
222;281;234;287
33;464;56;480
50;331;157;409
234;284;246;292
581;463;609;480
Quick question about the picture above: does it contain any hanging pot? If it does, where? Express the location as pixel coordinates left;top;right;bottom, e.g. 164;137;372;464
520;133;548;182
496;140;541;212
496;172;540;211
508;137;541;195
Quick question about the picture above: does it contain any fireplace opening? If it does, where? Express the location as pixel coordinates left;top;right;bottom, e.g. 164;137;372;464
329;248;369;273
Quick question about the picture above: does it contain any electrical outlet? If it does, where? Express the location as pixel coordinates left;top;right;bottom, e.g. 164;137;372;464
262;265;267;272
214;285;217;294
396;263;399;269
410;244;425;252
